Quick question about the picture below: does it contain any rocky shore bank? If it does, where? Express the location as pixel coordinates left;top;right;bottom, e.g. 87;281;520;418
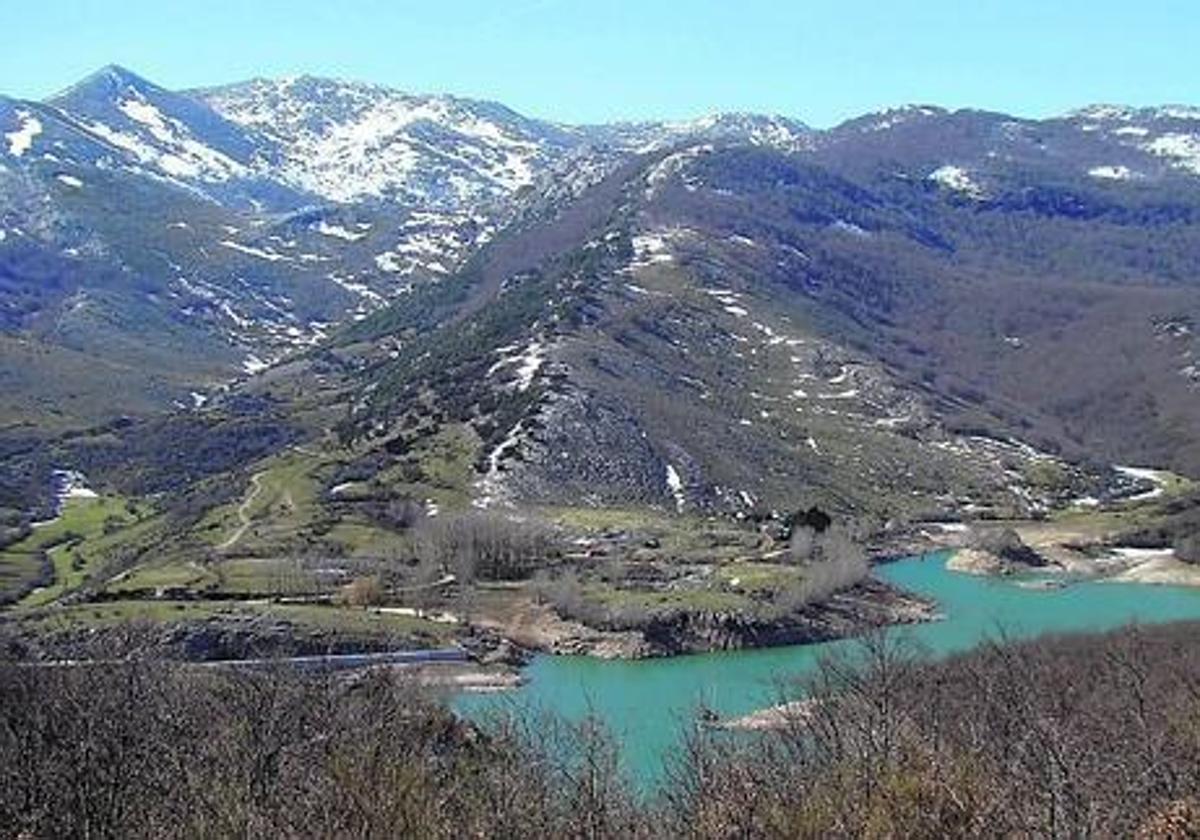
483;576;939;660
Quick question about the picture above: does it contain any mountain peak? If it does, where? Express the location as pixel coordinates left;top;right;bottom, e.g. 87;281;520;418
48;64;163;107
94;63;144;82
1068;103;1139;122
834;104;949;133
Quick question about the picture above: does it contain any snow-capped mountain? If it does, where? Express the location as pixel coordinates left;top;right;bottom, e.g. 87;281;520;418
3;66;816;256
195;76;579;208
0;66;307;210
194;78;813;208
1062;104;1200;177
815;103;1200;194
582;112;812;154
48;65;265;182
329;126;1200;518
2;64;1200;454
5;67;1199;223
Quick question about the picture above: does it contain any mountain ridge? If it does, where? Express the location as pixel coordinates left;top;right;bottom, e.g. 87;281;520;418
2;65;1199;522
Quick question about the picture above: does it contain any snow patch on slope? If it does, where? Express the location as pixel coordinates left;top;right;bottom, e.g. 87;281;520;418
5;111;42;157
626;229;686;270
665;464;686;512
1088;165;1134;181
1144;133;1200;175
928;164;985;198
220;240;288;261
474;421;526;509
373;211;486;276
326;272;383;302
1114;465;1169;502
488;340;545;392
65;88;253;184
643;143;711;198
316;221;367;241
203;77;561;206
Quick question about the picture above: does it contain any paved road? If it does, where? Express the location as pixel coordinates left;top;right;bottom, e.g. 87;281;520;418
196;648;470;671
25;648;471;672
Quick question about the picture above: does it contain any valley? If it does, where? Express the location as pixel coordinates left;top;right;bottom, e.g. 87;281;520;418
4;67;1200;675
459;547;1200;787
7;0;1200;829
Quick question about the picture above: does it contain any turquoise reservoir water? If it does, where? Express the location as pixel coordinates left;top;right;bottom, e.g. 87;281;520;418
456;552;1200;783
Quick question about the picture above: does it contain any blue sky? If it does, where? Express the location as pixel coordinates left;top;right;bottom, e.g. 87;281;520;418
2;0;1196;126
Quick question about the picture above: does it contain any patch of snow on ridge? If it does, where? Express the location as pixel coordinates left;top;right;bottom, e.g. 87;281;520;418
79;118;158;163
627;231;675;269
59;469;98;500
512;342;545;391
860;105;942;132
665;464;686;512
703;288;747;317
242;354;270;374
326;272;383;302
374;252;405;273
56;469;98;506
830;220;869;236
1160;106;1200;121
474;421;525;508
488;341;545;392
1070;104;1136;122
1089;165;1134;180
203;77;553;205
114;95;249;181
1114;465;1169;502
5;111;42;157
643;143;711;197
1144;134;1200;175
928;164;985;198
220;240;288;261
317;221;367;241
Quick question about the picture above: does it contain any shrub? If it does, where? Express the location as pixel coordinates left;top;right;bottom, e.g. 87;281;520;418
337;575;386;607
780;522;869;610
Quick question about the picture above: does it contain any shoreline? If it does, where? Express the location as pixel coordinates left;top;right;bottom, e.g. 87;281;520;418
475;575;941;661
937;535;1200;589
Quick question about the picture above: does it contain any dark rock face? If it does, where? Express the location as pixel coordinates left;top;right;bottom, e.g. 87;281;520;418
501;388;670;507
969;527;1049;568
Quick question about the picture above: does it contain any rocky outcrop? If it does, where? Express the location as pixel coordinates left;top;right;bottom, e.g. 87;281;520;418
950;527;1050;576
634;578;935;656
523;578;938;659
